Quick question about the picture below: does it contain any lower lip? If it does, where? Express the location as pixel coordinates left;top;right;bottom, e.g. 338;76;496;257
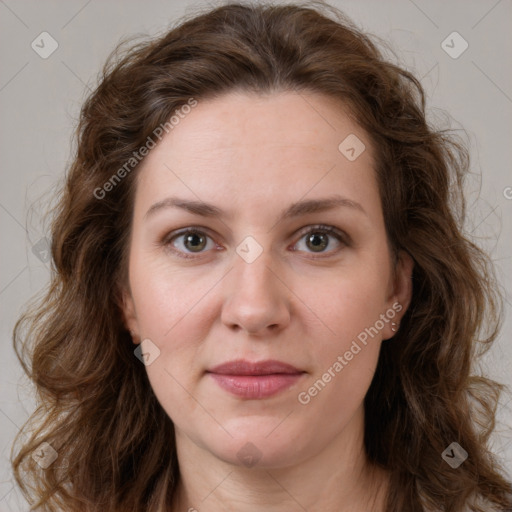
208;373;303;399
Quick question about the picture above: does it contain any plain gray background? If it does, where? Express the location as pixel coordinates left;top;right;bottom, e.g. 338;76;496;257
1;0;511;509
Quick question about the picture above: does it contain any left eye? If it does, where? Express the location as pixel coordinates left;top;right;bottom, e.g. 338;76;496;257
163;225;347;259
292;225;346;255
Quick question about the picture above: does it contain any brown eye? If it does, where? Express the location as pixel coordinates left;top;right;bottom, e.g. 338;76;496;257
293;225;348;256
165;229;215;258
163;224;348;260
305;232;329;252
182;231;207;252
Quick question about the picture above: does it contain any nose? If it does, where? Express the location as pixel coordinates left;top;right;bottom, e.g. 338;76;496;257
221;248;291;337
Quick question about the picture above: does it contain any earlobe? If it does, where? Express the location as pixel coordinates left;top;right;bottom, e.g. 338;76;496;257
384;250;414;339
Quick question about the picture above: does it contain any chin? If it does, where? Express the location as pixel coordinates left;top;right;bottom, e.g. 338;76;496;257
201;416;309;469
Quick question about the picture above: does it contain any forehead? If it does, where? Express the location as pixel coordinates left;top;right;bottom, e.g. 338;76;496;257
134;91;379;219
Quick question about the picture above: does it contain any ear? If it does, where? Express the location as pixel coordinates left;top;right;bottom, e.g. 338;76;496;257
382;250;414;340
117;284;141;345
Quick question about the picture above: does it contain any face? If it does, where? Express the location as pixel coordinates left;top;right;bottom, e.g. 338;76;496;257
121;91;413;469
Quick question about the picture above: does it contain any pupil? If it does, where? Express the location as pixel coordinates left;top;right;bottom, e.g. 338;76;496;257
308;233;327;252
185;232;205;252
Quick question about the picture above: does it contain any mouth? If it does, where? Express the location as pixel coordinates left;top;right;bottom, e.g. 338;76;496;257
206;359;306;399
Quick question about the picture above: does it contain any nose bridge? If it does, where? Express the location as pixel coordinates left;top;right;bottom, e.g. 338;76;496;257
221;239;290;334
234;243;275;296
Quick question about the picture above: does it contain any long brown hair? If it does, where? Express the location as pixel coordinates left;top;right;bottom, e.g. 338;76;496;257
11;2;512;510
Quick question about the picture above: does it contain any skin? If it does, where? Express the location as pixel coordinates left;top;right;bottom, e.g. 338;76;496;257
121;90;414;511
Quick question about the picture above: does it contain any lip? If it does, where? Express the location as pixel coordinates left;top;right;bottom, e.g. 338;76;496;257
207;359;305;399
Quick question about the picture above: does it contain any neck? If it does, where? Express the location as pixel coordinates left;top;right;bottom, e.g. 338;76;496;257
170;409;389;512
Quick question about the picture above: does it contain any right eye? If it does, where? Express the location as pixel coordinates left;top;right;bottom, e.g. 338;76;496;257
162;228;218;259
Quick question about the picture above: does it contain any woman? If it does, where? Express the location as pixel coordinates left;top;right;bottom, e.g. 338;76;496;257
11;2;512;511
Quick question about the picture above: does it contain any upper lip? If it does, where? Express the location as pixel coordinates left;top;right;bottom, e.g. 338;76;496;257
207;359;303;376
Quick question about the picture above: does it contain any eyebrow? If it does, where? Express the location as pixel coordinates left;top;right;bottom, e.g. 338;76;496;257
144;194;367;223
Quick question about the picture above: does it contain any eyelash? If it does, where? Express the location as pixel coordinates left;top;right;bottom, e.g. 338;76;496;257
160;224;350;260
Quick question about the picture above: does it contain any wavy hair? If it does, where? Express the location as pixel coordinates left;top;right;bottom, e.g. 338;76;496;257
11;1;512;511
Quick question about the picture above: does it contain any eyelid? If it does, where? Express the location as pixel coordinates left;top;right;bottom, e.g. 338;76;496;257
161;223;350;259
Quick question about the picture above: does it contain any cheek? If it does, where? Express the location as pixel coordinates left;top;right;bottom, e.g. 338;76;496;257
128;253;209;403
296;256;389;403
144;361;209;437
311;260;390;345
296;281;384;429
132;268;208;428
129;245;213;340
